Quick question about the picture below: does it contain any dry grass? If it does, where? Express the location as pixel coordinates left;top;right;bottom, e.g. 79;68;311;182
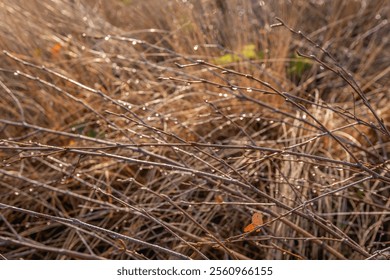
0;0;389;260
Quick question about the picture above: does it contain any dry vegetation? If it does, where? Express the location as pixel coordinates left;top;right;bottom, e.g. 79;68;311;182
0;0;389;260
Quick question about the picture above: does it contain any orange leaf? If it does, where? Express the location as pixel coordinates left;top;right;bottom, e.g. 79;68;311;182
51;43;62;57
244;223;255;233
243;212;264;233
252;212;263;226
215;195;224;204
67;139;76;146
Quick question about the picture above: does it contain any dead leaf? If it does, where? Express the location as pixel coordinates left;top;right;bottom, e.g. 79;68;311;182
244;212;263;233
51;43;62;57
244;223;255;233
215;195;224;204
252;212;263;226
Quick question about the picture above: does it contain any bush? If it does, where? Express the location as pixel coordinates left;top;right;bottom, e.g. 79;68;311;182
0;0;389;259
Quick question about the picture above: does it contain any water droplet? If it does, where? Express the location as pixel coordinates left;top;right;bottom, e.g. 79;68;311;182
14;192;19;196
104;35;111;41
193;45;199;51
